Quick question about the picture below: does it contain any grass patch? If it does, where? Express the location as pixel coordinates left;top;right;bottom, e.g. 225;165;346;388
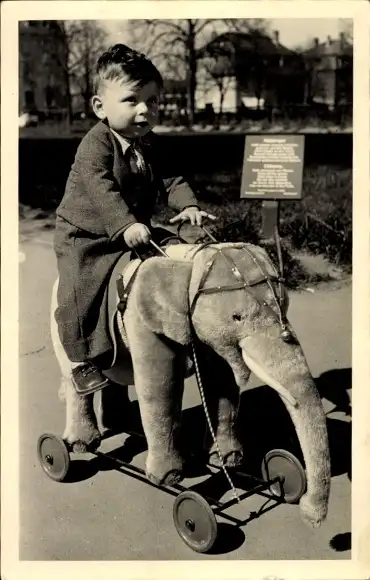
155;164;352;272
20;163;351;287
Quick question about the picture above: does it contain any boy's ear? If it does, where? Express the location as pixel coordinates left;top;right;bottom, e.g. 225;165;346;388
91;95;105;120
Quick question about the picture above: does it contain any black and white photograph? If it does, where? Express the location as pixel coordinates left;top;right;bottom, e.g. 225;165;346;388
2;0;370;576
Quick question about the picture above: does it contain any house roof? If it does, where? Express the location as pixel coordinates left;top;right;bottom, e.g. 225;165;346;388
303;37;353;58
198;31;296;59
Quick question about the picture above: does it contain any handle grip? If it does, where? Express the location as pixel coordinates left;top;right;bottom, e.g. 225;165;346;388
176;220;218;243
149;239;170;257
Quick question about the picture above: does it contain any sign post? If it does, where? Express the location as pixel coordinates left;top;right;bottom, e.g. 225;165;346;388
240;135;305;240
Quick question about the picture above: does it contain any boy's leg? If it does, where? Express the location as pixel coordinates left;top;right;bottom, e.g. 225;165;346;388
70;353;112;396
54;218;123;395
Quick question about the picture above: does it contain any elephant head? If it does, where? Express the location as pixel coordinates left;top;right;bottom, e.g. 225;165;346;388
127;243;330;528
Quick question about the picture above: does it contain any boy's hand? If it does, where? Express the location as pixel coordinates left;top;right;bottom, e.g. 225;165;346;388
169;207;216;227
123;223;151;248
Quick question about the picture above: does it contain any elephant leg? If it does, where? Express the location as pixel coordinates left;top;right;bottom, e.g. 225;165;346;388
198;347;244;468
62;376;101;452
125;313;185;486
206;394;244;468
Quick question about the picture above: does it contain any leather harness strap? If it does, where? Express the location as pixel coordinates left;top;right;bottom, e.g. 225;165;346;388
240;244;287;329
116;265;141;313
189;245;288;332
116;242;290;341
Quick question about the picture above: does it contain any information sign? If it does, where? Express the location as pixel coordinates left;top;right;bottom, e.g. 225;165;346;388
240;135;305;200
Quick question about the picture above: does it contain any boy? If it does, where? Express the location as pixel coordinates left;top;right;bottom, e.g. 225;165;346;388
54;44;208;396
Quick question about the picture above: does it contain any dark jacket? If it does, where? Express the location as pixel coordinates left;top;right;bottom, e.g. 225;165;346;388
54;120;199;362
56;120;199;238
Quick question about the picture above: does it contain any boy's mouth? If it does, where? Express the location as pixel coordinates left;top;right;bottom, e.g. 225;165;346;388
134;121;149;128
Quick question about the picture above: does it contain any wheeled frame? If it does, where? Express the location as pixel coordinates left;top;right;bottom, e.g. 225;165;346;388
37;429;307;553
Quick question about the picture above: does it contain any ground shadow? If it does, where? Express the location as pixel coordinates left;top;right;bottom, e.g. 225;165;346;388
208;523;245;555
99;432;148;467
180;366;352;482
64;458;100;483
316;367;352;481
315;368;352;417
330;532;351;552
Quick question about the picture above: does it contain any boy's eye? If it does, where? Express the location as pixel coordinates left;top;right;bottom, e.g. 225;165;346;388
123;96;136;103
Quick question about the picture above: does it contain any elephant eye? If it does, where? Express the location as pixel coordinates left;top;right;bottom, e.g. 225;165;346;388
232;313;243;322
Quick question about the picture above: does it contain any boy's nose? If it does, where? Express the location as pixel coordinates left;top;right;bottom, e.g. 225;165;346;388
136;102;148;115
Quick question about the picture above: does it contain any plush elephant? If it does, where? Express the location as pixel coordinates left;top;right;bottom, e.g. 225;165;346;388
51;242;331;529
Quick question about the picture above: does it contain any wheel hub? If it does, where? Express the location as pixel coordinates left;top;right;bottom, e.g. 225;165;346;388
261;449;307;504
37;433;70;482
185;519;195;532
173;490;218;553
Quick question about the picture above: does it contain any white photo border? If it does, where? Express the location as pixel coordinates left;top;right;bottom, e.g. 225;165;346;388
2;2;369;579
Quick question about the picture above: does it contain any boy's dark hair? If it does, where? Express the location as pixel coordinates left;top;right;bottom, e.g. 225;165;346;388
94;44;163;94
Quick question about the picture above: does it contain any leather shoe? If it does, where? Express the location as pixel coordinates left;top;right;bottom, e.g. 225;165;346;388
72;361;110;396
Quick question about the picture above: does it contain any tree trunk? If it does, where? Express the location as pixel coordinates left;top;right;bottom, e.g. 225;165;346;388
83;28;90;117
84;60;90;116
186;20;197;127
63;68;73;126
58;22;73;126
219;85;225;115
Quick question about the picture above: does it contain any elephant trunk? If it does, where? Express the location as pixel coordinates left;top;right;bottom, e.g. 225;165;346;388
279;383;331;527
239;338;331;528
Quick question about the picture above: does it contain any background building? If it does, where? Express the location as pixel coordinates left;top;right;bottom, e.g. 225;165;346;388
196;30;306;114
302;33;353;108
19;21;68;118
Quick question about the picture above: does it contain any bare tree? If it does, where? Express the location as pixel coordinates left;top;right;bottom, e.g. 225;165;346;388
53;20;107;123
126;19;268;126
199;54;235;117
67;21;108;116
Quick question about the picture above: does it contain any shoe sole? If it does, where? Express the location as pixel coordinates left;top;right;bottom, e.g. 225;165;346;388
71;376;110;397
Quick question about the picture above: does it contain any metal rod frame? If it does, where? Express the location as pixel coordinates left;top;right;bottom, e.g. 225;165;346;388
92;447;285;528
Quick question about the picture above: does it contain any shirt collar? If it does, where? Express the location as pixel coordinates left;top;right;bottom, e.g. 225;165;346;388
110;128;134;155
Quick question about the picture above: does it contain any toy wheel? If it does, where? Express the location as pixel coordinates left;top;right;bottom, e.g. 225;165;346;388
37;433;70;482
173;490;218;553
261;449;307;504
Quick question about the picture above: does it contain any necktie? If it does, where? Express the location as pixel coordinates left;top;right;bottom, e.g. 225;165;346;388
131;144;146;175
131;143;153;182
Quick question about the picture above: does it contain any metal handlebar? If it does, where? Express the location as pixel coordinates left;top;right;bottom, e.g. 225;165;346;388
176;219;218;243
200;225;218;242
134;219;218;261
149;240;170;257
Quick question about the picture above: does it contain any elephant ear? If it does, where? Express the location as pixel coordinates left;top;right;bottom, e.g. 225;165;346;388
133;257;193;345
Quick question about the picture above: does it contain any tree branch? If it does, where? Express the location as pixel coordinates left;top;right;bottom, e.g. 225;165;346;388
194;19;220;36
134;19;187;39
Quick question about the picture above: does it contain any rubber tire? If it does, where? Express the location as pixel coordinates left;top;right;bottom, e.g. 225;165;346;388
37;433;70;482
173;490;218;553
261;448;307;504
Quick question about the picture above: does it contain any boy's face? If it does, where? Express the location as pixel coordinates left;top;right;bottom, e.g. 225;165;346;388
92;78;160;138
